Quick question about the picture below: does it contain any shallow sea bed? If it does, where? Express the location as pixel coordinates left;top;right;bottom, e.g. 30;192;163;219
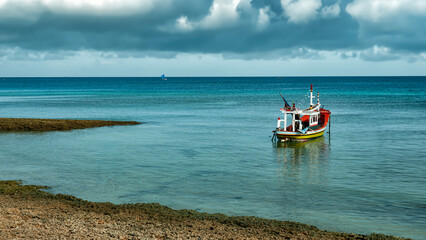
0;77;425;239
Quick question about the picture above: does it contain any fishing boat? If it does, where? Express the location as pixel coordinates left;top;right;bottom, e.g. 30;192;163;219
161;74;167;81
272;85;331;142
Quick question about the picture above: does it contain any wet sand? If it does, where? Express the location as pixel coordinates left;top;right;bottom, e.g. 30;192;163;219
0;180;408;240
0;118;141;131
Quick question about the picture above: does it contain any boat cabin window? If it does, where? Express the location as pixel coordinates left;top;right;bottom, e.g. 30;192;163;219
310;114;319;126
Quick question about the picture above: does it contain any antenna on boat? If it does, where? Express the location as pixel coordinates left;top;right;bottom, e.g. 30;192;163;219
279;92;291;109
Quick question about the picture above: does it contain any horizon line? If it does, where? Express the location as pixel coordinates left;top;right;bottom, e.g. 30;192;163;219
1;75;425;78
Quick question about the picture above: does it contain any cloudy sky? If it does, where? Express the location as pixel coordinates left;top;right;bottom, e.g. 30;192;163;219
0;0;425;76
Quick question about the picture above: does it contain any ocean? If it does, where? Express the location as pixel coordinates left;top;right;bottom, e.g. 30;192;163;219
0;77;425;239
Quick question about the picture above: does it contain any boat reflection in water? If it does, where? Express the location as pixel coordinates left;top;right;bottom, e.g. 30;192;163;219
273;136;330;185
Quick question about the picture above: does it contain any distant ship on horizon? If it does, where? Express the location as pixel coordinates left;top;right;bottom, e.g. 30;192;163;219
161;74;167;81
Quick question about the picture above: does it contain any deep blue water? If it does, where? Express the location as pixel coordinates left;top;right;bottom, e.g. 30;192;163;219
0;77;425;239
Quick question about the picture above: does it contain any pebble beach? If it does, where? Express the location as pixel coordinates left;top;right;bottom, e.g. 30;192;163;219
0;180;408;240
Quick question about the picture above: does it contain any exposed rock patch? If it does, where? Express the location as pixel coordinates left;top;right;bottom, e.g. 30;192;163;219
0;118;141;132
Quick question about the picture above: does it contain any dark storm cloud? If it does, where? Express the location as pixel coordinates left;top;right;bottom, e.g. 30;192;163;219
0;0;425;60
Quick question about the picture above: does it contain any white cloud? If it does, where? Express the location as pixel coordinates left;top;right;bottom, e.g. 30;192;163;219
1;48;426;77
199;0;243;29
0;0;43;20
340;51;358;59
346;0;426;22
0;0;165;18
175;16;194;32
281;0;322;24
320;3;340;19
359;45;400;61
173;0;252;31
45;0;159;15
256;6;270;30
0;47;76;61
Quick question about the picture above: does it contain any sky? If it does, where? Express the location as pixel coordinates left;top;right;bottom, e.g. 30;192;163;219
0;0;425;77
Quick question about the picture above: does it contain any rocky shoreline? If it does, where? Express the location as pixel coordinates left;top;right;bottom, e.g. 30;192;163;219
0;118;141;131
0;180;408;240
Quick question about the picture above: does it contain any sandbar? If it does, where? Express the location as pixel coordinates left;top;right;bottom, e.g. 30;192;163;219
0;118;141;132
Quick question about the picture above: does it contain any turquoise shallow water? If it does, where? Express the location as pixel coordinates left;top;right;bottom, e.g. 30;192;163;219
0;77;425;239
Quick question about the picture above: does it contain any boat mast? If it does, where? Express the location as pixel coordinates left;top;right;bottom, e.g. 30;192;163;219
317;92;320;105
310;84;313;107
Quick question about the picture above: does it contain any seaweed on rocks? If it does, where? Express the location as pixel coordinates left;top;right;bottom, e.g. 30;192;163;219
0;180;410;240
0;118;141;132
